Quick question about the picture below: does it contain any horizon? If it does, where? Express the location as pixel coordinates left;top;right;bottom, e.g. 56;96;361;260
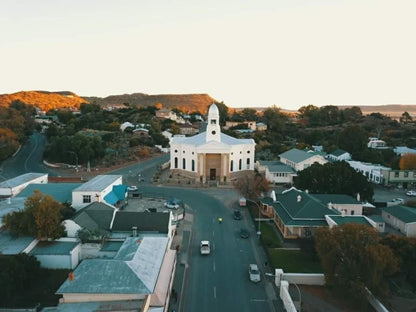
1;0;416;110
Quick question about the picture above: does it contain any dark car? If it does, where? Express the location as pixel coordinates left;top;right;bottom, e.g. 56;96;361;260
240;228;249;239
233;210;242;220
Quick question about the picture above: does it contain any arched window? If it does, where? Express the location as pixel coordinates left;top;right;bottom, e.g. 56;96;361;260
174;157;178;168
239;159;242;170
230;160;234;172
182;158;186;169
192;160;195;171
246;158;250;169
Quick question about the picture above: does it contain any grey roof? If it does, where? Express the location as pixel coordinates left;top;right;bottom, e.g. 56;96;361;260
73;175;122;192
57;236;168;295
383;205;416;223
100;241;124;252
72;202;115;232
279;149;319;164
17;183;82;203
52;300;144;312
0;231;35;255
258;161;296;173
367;215;384;223
111;212;170;233
0;173;47;188
331;149;349;157
29;241;79;255
171;131;255;146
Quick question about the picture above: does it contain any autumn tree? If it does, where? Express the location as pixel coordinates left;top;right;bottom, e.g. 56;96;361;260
399;153;416;170
294;161;374;201
315;224;398;305
234;171;271;201
0;128;19;161
3;190;65;240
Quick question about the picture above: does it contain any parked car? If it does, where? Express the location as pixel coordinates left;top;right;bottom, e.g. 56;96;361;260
240;228;249;239
200;240;211;255
164;198;181;209
127;185;138;191
248;264;261;283
391;198;404;204
233;210;242;220
406;190;416;197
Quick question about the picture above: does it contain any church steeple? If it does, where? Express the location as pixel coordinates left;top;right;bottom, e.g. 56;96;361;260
206;103;221;142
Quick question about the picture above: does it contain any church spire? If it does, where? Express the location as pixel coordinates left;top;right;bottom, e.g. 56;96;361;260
206;103;221;142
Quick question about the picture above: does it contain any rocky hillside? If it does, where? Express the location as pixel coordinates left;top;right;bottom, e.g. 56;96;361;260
0;91;88;111
84;93;218;114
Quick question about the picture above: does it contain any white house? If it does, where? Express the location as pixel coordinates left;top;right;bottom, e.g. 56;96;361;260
0;173;48;197
347;160;390;184
120;122;135;132
382;205;416;237
71;175;123;210
368;138;387;149
255;160;296;185
393;146;416;156
170;103;256;183
279;149;327;172
327;149;352;162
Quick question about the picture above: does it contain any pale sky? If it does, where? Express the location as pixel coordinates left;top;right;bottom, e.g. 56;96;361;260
1;0;415;110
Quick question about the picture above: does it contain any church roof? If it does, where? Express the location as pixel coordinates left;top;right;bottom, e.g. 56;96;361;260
171;132;254;147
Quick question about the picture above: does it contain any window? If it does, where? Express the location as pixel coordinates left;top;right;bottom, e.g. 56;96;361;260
239;159;242;170
192;160;195;171
404;171;409;178
230;160;234;172
182;158;186;169
246;158;250;169
394;171;399;178
174;157;178;168
210;119;216;124
174;149;178;153
83;195;91;203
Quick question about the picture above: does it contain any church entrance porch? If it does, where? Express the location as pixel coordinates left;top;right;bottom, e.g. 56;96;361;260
209;169;216;181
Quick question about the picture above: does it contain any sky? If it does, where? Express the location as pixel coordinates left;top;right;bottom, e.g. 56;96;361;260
1;0;416;110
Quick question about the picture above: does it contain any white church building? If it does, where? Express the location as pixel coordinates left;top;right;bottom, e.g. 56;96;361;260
169;103;256;184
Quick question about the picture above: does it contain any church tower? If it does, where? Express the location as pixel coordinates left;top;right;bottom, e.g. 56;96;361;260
206;103;221;142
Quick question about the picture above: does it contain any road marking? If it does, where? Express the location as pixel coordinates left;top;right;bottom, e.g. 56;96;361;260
213;230;215;237
250;299;267;302
213;261;216;272
213;286;216;299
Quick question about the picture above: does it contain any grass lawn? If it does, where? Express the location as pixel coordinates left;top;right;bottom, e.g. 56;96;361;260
268;249;323;273
260;222;282;248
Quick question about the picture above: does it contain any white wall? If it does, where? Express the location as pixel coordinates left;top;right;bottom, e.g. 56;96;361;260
295;155;327;172
63;219;82;238
405;223;416;237
282;273;325;285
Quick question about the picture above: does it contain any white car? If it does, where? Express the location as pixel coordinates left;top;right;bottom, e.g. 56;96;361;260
406;190;416;197
391;198;404;204
164;198;181;209
248;264;261;283
127;185;138;191
200;241;211;255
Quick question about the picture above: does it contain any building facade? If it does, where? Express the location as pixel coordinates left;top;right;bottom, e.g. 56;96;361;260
170;104;256;183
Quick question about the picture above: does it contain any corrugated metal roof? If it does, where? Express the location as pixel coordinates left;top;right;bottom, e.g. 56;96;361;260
327;215;372;226
112;212;170;233
258;161;296;173
53;300;144;312
0;231;34;255
0;173;47;188
29;241;79;255
17;183;82;203
383;205;416;223
57;236;168;295
331;149;349;157
279;149;318;163
73;175;122;192
313;194;359;205
72;202;115;232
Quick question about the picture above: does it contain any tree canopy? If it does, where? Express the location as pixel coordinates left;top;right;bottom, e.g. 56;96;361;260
233;171;271;201
3;190;66;240
315;224;398;305
294;161;374;201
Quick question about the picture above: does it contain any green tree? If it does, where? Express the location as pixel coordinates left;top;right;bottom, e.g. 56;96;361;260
241;108;258;121
3;191;65;239
294;162;374;201
315;224;398;305
338;125;368;159
214;101;229;126
399;111;413;123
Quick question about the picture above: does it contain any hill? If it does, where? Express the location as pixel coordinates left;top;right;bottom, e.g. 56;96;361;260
0;91;88;111
336;104;416;117
83;93;218;114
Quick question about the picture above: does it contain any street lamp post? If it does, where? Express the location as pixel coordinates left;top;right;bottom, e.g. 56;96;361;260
246;198;262;236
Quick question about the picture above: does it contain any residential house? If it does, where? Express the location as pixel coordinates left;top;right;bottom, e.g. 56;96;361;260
120;122;135;132
0;173;48;197
223;121;257;131
312;193;363;216
17;182;82;204
347;160;390;184
393;146;416;156
382;205;416;237
368;138;387;149
71;175;124;210
256;122;267;131
132;128;150;139
179;124;200;136
325;215;378;229
56;235;176;312
327;149;351;162
279;149;327;172
255;160;296;185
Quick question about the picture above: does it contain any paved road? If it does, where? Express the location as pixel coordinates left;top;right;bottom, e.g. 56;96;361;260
139;186;279;312
0;132;55;179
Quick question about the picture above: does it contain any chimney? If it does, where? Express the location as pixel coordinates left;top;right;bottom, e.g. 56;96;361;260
297;195;302;202
328;202;332;209
132;226;138;237
356;193;360;202
271;190;276;202
68;272;75;282
341;209;346;217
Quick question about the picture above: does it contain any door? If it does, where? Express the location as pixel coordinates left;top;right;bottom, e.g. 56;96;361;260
210;168;216;180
